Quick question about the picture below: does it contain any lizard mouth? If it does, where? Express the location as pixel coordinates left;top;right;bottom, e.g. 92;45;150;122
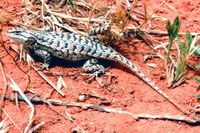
6;33;27;44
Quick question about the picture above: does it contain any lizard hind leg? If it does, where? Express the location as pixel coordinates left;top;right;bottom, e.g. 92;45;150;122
88;21;110;43
83;58;105;77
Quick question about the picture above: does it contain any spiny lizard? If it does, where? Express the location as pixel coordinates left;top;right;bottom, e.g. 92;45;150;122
6;27;188;114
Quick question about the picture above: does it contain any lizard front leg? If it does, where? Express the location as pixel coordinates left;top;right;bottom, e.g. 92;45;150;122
34;49;52;69
24;37;52;69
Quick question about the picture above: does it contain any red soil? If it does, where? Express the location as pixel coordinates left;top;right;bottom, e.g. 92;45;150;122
0;0;200;132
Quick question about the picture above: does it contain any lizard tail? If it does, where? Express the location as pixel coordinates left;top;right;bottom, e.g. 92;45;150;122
104;52;189;114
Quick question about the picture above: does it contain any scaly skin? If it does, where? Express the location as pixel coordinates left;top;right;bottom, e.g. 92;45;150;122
6;27;189;114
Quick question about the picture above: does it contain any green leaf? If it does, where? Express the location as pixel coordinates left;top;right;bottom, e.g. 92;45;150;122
179;42;185;53
196;64;200;67
178;35;184;52
195;47;200;55
185;33;192;54
166;21;171;36
171;17;180;39
186;33;192;47
166;17;180;42
194;77;200;83
197;94;200;99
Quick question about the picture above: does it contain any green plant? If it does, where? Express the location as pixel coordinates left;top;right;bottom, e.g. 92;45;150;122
165;17;196;87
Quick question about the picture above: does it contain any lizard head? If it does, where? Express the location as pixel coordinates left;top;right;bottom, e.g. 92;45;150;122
6;27;36;46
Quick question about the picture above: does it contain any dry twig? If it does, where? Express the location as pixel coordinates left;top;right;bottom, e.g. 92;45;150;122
27;117;61;133
32;66;66;96
8;76;35;133
0;59;7;118
1;94;200;124
1;108;22;133
0;118;10;133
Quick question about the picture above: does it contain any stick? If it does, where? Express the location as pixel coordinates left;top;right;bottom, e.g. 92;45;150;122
1;94;200;124
1;108;22;133
0;59;8;115
32;66;65;96
46;10;104;22
27;117;60;133
144;29;200;36
8;76;35;133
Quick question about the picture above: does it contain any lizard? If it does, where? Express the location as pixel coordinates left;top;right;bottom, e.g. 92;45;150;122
6;26;189;114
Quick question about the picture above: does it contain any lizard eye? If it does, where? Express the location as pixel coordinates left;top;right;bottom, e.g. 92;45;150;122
14;31;22;34
7;30;21;34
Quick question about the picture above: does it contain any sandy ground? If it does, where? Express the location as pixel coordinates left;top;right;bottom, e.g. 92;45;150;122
0;0;200;132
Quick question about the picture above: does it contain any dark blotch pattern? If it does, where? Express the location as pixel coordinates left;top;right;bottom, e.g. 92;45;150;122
79;46;85;53
73;34;77;41
85;39;89;45
72;45;77;51
49;40;54;45
64;42;69;48
67;34;71;40
85;47;91;54
97;52;102;57
91;49;96;56
78;36;82;43
105;53;111;58
60;33;64;38
56;41;60;47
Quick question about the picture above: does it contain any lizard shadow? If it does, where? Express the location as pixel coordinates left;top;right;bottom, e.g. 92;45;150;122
29;49;132;74
51;56;111;69
51;56;135;76
29;46;135;74
31;54;111;69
